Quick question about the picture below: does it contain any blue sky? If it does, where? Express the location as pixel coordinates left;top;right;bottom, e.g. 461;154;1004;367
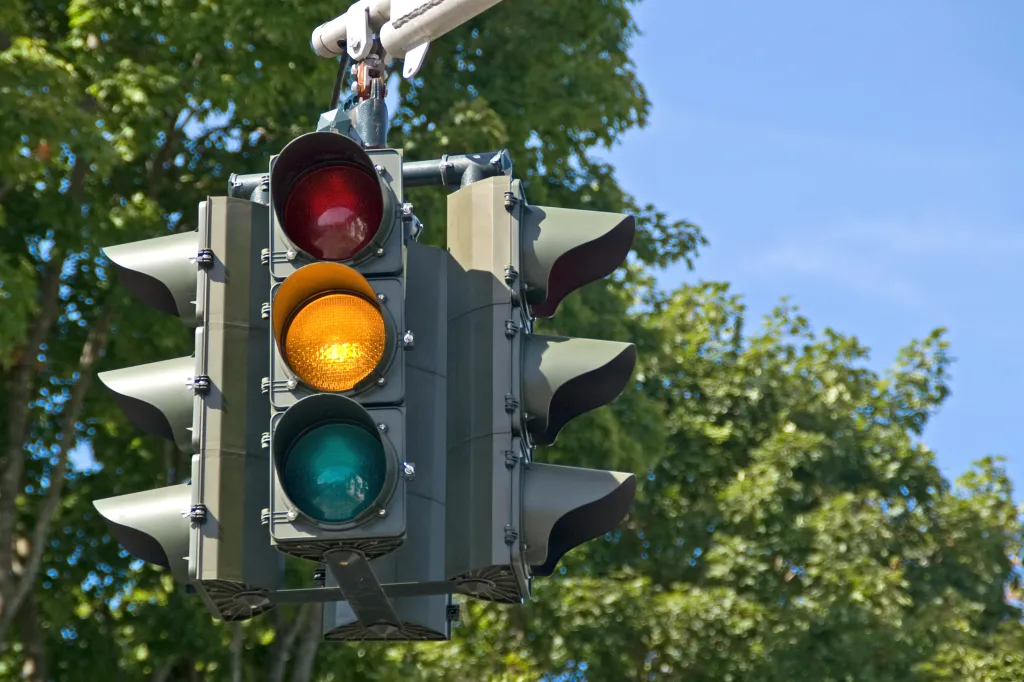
603;0;1024;489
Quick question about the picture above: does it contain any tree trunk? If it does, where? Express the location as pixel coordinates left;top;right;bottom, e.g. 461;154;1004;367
16;590;47;682
0;260;63;625
269;605;310;682
230;622;244;682
289;603;323;682
0;305;113;644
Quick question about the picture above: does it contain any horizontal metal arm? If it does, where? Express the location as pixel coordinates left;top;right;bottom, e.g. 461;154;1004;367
267;579;464;604
403;150;512;188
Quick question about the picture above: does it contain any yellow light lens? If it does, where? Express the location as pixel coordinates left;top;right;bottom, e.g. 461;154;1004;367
283;293;387;392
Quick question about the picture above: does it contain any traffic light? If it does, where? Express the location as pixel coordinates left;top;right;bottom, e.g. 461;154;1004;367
267;131;429;637
445;176;638;603
94;197;280;620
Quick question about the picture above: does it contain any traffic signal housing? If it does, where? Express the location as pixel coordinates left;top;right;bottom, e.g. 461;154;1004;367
446;176;638;602
94;197;280;620
265;131;410;587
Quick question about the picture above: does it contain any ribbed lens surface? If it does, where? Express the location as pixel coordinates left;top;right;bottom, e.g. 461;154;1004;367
282;422;386;524
284;293;386;392
283;165;384;261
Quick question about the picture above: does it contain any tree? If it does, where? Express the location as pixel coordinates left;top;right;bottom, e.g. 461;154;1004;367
2;0;1021;680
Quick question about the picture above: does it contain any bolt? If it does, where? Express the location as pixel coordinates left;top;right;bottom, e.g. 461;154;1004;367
374;164;385;175
286;378;297;390
376;292;387;303
377;507;387;517
286;509;298;522
285;249;297;261
402;462;416;479
375;247;385;257
402;331;415;349
376;377;386;386
377;423;388;433
401;202;414;218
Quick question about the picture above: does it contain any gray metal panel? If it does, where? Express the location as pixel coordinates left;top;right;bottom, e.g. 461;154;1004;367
190;197;282;617
404;240;447;506
444;177;529;603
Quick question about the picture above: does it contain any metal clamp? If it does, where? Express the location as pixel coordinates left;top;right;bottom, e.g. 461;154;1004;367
187;375;211;394
194;249;214;268
188;504;208;524
439;154;452;187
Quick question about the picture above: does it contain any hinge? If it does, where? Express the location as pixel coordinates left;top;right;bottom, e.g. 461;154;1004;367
188;504;208;524
260;302;270;319
260;377;270;394
260;248;270;265
187;375;211;394
194;249;214;268
504;449;519;470
503;191;518;212
261;432;271;449
503;524;518;545
504;265;518;287
504;320;518;338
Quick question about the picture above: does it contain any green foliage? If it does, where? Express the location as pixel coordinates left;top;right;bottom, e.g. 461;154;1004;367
2;0;1022;680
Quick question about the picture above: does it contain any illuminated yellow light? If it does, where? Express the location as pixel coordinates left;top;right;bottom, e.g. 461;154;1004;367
283;293;387;392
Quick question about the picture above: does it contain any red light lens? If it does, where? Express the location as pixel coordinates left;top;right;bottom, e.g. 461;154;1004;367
282;165;384;261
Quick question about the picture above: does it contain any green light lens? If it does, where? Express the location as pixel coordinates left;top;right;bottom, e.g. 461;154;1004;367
282;422;387;524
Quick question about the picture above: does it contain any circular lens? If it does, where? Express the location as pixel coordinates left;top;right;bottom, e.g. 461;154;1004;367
283;165;384;261
284;293;387;392
282;422;387;524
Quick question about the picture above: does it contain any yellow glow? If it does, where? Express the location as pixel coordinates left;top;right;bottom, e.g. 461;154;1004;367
283;293;387;392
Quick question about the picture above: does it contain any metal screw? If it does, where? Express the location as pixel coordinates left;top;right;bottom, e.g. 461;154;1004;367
375;247;385;257
374;164;385;175
377;423;388;433
377;507;388;517
402;331;415;349
402;462;416;480
286;509;298;522
376;292;387;303
376;377;386;386
401;202;414;218
285;249;297;261
286;378;298;390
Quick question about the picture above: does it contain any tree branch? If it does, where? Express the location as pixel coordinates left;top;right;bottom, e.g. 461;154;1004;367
16;589;47;682
269;605;311;682
289;603;323;682
0;259;64;596
230;622;244;682
151;658;178;682
0;304;113;643
147;110;193;195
